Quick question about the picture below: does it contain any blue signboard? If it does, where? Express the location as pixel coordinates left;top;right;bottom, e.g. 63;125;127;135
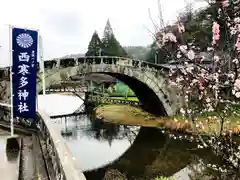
12;27;38;119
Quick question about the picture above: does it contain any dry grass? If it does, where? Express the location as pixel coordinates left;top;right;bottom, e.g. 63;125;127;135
96;104;240;135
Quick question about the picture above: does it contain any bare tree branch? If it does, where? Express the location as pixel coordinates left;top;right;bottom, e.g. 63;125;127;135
157;0;166;30
148;8;159;37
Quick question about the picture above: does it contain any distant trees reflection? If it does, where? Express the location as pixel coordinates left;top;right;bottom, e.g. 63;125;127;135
53;114;140;146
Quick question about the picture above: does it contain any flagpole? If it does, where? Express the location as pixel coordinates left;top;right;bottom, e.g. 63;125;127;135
39;34;46;95
9;25;14;136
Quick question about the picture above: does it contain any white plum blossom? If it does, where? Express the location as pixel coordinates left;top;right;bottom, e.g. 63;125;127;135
206;98;211;103
213;55;220;62
234;79;240;90
177;53;182;58
179;45;188;53
162;32;177;43
186;66;194;73
235;92;240;98
233;58;239;64
187;50;195;60
234;17;240;24
180;108;185;115
207;47;214;51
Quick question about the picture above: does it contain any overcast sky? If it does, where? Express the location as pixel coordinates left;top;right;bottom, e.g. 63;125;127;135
0;0;207;67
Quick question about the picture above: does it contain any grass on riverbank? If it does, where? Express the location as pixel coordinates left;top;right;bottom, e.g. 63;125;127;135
96;104;240;135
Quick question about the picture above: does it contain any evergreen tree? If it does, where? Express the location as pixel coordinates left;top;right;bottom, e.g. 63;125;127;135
85;31;103;56
102;19;114;42
102;19;128;57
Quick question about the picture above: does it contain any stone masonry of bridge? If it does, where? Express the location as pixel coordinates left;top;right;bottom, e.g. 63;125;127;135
37;56;183;116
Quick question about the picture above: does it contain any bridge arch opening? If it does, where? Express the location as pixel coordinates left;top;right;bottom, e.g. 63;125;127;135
84;72;167;116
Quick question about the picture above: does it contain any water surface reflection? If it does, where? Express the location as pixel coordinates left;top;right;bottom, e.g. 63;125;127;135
52;115;140;171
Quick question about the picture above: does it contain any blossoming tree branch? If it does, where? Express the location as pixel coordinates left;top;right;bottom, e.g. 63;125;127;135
150;0;240;170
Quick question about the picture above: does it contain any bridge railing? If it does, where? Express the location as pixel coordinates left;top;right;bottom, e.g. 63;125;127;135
40;56;168;74
43;56;166;68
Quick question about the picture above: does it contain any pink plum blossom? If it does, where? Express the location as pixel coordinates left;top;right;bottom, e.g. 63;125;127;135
212;21;220;44
222;0;229;8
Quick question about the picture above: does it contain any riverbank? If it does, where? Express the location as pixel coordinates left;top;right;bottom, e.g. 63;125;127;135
95;104;240;135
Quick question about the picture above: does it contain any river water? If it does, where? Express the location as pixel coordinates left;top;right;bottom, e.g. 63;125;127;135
38;94;233;180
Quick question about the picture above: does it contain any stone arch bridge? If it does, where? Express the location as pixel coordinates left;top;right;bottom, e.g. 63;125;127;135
37;56;182;116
